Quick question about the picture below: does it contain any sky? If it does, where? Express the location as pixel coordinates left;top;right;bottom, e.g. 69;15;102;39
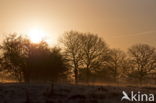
0;0;156;50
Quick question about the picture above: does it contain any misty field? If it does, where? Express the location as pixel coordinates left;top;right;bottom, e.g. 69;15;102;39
0;83;155;103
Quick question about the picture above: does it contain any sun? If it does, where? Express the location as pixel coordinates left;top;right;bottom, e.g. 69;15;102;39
28;28;46;43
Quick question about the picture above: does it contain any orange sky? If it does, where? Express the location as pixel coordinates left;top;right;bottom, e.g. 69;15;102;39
0;0;156;50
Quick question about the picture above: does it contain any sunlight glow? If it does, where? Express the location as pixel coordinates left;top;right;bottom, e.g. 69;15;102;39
28;28;46;43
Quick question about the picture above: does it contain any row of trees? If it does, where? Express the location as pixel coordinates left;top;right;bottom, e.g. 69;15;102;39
0;31;156;85
61;31;156;84
0;34;68;82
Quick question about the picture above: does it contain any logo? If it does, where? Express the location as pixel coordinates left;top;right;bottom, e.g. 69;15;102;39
121;91;154;102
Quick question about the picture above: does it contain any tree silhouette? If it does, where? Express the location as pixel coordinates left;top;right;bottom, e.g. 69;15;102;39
28;43;68;82
108;49;127;83
0;34;29;82
80;33;109;83
61;31;84;84
128;44;156;84
61;31;109;83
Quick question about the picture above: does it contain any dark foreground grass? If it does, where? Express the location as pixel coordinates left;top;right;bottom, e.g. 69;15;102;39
0;83;155;103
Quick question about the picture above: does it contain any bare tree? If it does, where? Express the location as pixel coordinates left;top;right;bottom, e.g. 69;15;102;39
128;44;156;84
81;33;109;83
108;49;127;83
60;31;83;84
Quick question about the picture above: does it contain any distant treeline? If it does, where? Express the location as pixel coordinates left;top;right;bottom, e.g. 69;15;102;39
0;31;156;85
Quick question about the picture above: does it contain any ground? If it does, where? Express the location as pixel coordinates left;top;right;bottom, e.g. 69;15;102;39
0;83;155;103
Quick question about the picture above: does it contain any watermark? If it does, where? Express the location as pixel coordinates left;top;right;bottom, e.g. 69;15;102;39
121;91;154;102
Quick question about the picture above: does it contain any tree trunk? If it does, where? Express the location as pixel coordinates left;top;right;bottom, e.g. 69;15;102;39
74;67;78;84
86;67;90;84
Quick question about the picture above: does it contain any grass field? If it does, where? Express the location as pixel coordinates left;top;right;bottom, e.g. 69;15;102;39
0;83;155;103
